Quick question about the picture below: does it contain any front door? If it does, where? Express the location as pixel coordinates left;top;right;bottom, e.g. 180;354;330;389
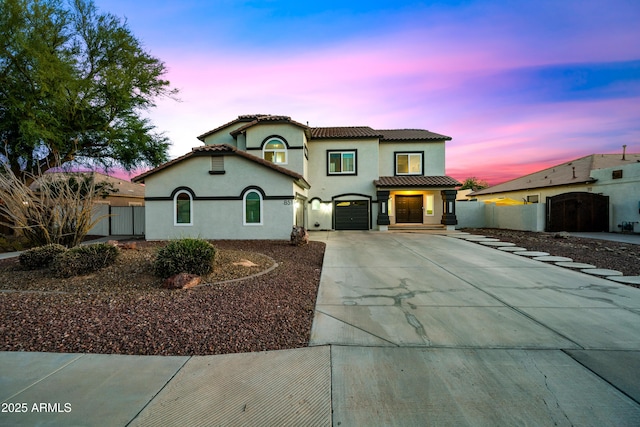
395;195;423;223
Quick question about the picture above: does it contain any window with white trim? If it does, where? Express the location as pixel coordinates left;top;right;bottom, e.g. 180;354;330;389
244;191;263;225
174;191;192;225
328;151;356;175
425;194;434;216
396;153;422;175
263;138;287;164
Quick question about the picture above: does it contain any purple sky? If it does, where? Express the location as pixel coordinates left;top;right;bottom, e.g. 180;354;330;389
96;0;640;185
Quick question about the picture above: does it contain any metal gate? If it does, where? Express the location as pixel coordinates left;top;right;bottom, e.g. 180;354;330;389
110;206;145;236
546;192;608;232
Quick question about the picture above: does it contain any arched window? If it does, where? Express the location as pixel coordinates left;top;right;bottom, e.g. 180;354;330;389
263;138;287;164
244;191;262;225
174;191;192;225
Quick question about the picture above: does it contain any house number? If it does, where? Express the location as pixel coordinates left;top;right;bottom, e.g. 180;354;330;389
283;200;293;205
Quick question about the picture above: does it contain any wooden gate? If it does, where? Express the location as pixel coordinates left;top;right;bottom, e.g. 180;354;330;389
546;192;608;232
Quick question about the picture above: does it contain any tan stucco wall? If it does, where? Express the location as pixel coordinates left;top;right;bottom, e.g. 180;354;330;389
101;195;144;207
378;141;446;176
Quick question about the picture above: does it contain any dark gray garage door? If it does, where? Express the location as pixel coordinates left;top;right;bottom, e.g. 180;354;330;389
335;200;369;230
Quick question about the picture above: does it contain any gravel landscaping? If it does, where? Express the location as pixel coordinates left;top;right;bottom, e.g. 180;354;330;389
464;228;640;282
0;240;325;356
1;229;638;356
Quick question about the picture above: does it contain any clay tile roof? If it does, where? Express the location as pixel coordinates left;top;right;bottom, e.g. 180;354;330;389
374;176;461;187
197;115;259;141
379;129;452;141
132;144;310;189
310;126;383;139
230;115;309;136
470;153;640;196
38;172;145;198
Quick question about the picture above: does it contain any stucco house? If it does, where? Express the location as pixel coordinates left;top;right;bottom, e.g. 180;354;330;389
132;114;460;240
466;152;640;232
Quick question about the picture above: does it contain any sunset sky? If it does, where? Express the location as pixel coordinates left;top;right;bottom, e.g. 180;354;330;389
95;0;640;185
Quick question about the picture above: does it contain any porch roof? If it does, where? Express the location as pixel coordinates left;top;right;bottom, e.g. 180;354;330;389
374;176;461;188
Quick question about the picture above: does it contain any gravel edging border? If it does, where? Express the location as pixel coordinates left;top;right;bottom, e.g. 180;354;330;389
453;231;640;288
197;256;279;288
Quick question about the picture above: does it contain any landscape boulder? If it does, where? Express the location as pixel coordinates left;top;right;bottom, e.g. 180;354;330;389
163;273;202;290
290;226;309;246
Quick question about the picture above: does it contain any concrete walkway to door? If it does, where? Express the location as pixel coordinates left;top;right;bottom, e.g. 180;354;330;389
310;231;640;426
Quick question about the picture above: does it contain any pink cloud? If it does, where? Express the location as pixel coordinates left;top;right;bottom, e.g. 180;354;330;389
140;11;639;188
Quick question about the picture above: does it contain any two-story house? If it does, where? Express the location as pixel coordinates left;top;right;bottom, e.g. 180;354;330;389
132;114;460;240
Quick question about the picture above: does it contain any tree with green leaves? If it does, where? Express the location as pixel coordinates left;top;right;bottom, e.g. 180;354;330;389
459;177;489;191
0;0;177;184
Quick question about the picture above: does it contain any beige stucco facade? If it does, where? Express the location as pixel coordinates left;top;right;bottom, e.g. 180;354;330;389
142;153;307;240
135;115;458;239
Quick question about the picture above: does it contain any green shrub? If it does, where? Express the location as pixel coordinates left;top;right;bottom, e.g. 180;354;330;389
154;238;216;278
52;243;120;278
19;244;68;270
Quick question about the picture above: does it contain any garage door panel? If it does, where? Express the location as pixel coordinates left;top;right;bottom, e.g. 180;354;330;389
335;200;369;230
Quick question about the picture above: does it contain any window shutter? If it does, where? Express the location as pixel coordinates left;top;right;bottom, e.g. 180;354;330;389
211;156;224;172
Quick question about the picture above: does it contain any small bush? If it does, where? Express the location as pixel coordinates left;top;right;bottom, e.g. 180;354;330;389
19;244;68;270
154;238;216;278
52;243;120;278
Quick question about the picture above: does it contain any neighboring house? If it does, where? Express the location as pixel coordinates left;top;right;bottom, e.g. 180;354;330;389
23;172;146;237
133;114;460;240
91;173;146;207
41;172;146;207
62;172;146;236
468;153;640;232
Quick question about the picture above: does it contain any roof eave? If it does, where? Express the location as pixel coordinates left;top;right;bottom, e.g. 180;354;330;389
469;178;598;196
380;137;452;142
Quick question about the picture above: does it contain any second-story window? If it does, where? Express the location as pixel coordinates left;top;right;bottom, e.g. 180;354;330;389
396;153;423;175
328;151;356;175
263;138;287;164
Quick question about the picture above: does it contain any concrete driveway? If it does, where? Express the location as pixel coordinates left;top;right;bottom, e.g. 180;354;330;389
1;231;639;426
311;231;640;426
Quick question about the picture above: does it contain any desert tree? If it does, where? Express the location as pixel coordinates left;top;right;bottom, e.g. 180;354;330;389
459;177;490;191
0;0;177;185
